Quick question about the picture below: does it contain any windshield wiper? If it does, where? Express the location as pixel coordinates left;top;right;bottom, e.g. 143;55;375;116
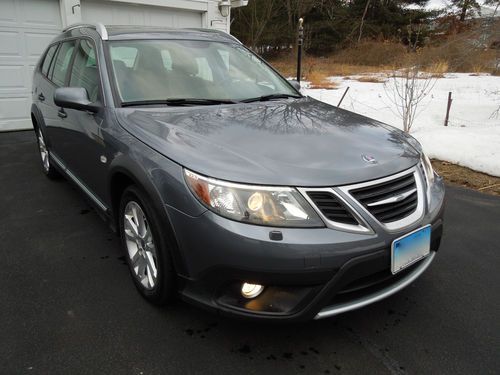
121;98;237;107
241;93;301;103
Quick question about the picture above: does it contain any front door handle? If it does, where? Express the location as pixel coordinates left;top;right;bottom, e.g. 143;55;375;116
57;109;67;119
38;93;45;101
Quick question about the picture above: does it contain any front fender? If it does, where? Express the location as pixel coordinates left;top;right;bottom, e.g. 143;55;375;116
107;136;205;276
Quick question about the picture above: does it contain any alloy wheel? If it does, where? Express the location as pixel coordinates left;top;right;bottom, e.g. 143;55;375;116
37;131;50;172
123;201;158;290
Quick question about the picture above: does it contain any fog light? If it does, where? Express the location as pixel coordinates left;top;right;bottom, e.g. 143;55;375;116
241;283;264;299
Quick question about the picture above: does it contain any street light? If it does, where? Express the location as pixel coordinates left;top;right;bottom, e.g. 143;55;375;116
219;0;231;17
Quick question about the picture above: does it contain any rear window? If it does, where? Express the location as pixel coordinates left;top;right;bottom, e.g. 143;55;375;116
41;44;58;77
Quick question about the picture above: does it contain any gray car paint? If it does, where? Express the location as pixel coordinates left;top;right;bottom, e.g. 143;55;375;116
31;26;445;320
115;97;421;187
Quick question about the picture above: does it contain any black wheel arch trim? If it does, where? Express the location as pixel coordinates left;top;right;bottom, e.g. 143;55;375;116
108;155;188;276
30;104;45;134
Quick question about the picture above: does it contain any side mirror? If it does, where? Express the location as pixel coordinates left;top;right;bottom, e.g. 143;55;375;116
54;87;100;113
288;79;301;91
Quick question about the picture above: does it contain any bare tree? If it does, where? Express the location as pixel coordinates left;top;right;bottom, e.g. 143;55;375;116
451;0;481;21
490;90;500;119
384;67;437;133
358;0;371;43
235;0;279;50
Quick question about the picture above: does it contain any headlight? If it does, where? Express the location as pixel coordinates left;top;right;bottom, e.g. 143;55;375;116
184;169;324;227
422;153;435;185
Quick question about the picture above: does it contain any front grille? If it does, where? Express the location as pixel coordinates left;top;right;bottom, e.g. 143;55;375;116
307;192;358;225
350;172;418;223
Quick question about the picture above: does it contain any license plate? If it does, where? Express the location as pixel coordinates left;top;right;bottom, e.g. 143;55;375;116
391;225;431;274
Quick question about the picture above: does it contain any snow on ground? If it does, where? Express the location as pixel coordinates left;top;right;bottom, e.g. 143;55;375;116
303;73;500;177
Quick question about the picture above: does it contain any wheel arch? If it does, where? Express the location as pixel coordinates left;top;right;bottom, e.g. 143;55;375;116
108;158;187;276
30;104;43;132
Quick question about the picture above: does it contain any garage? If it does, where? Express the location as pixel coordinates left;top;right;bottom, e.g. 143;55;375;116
0;0;247;132
0;0;62;131
81;0;203;29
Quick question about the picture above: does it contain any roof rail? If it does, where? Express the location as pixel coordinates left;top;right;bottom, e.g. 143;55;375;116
184;28;242;44
62;23;108;40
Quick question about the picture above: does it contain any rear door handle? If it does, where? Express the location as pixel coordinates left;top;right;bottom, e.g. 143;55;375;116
38;93;45;101
57;109;67;119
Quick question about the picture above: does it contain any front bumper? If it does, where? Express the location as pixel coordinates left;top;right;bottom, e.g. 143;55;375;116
315;251;436;319
167;177;445;322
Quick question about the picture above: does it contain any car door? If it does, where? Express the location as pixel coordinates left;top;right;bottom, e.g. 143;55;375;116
57;38;108;201
36;43;61;144
44;40;76;158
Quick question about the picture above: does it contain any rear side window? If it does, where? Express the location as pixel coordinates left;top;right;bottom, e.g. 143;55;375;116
50;41;76;86
70;40;100;102
41;44;58;77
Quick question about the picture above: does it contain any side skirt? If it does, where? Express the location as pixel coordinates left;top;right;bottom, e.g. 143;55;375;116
50;152;113;225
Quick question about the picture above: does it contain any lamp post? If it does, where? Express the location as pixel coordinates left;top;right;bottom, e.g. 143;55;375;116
296;18;304;83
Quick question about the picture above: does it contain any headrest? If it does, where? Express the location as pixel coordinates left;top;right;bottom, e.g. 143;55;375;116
172;57;198;76
113;60;127;72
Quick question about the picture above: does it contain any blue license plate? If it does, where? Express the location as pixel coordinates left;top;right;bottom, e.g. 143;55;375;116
391;225;431;274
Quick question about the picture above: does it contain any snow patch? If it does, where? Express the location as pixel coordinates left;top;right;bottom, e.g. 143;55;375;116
304;73;500;177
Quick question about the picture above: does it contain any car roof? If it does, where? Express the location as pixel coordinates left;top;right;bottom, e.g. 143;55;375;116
61;24;241;44
108;26;240;43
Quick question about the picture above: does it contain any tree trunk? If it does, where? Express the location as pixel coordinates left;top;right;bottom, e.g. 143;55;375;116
460;0;470;22
358;0;371;43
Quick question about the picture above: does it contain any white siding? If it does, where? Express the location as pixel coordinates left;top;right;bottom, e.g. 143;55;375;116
0;0;61;131
81;0;203;28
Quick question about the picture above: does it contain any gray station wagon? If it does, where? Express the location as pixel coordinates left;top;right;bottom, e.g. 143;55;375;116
31;23;445;321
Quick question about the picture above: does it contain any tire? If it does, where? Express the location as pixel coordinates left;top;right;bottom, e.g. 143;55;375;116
35;127;59;179
119;185;175;305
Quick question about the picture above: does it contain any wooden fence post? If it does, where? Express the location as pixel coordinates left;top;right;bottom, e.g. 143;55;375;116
444;91;453;126
337;86;350;107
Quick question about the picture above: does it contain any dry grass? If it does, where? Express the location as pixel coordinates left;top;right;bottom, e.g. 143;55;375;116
267;38;497;81
355;76;386;83
307;71;339;89
432;160;500;196
418;37;497;73
331;41;408;67
269;54;395;82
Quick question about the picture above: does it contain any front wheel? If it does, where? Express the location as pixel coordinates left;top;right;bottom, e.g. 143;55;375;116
119;185;175;305
35;128;59;179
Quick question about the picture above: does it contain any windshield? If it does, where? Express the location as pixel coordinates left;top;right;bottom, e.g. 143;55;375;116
108;39;299;104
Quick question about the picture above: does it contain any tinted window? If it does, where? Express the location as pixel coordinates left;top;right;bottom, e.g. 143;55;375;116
160;50;172;70
41;44;58;76
70;40;100;102
110;46;137;68
108;40;297;103
51;41;76;86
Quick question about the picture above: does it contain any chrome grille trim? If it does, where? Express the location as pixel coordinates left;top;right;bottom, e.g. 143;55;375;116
298;187;374;234
366;187;417;207
339;166;425;232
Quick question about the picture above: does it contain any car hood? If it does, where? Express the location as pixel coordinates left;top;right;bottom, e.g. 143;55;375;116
115;97;421;186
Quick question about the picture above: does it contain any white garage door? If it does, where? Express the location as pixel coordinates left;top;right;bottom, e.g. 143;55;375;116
81;0;203;28
0;0;62;131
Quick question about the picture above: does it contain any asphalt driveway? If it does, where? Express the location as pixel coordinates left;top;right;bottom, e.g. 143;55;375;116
1;130;499;374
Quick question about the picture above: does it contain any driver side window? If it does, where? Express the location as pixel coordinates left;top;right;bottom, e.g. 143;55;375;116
69;39;100;102
51;41;76;86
